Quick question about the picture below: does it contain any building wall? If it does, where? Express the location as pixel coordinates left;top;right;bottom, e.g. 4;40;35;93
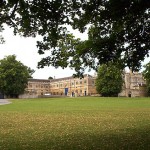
50;75;97;96
22;72;147;98
119;71;147;97
24;79;50;98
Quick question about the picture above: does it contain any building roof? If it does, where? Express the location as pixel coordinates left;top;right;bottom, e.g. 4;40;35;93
28;78;50;82
28;74;94;83
50;74;93;82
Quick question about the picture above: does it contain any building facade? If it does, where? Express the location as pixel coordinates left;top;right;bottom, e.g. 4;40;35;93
19;79;50;98
50;74;97;97
119;71;147;97
20;72;147;98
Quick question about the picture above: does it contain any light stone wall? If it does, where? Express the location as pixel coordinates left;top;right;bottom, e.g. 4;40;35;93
25;79;50;97
21;72;147;98
119;71;147;97
50;74;97;96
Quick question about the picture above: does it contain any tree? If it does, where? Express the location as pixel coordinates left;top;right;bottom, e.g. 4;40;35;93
95;62;123;97
0;0;149;76
0;55;34;98
143;62;150;96
28;67;35;78
48;76;53;80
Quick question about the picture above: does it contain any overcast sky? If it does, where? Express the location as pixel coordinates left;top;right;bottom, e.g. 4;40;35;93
0;26;93;79
0;26;149;79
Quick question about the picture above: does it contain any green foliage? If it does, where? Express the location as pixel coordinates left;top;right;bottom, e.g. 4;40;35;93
96;63;123;97
0;0;149;76
48;76;53;80
27;67;35;78
0;55;34;97
0;97;150;150
143;62;150;96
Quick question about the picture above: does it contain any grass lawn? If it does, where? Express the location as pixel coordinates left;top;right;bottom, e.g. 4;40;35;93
0;97;150;150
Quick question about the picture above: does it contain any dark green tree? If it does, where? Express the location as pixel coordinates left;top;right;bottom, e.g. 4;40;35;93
27;67;35;78
95;62;123;97
0;0;149;76
48;76;53;80
143;62;150;96
0;55;34;98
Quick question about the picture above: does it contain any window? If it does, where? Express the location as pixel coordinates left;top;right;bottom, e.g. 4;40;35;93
29;84;32;88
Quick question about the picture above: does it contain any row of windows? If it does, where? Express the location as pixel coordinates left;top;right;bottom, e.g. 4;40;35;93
51;80;89;87
28;80;95;88
72;80;86;85
28;84;49;88
51;87;87;93
52;90;87;95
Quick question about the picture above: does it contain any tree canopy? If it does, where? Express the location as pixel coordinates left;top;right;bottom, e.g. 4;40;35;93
0;55;34;97
48;76;53;80
0;0;149;76
143;62;150;96
95;62;123;97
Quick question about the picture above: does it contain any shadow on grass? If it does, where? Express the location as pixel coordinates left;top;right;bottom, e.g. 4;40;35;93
1;127;150;150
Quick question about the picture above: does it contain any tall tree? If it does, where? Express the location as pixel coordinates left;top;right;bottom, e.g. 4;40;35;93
0;55;34;98
95;62;123;97
0;0;149;76
143;62;150;96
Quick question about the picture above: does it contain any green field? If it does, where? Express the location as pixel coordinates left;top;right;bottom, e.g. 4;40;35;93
0;97;150;150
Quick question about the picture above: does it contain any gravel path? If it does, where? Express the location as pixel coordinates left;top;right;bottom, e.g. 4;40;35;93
0;99;11;105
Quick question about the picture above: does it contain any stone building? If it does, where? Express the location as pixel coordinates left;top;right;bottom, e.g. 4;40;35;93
119;71;147;97
20;72;147;98
19;79;50;98
50;74;97;97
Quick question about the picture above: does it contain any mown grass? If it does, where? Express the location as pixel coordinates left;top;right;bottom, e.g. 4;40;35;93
0;97;150;150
